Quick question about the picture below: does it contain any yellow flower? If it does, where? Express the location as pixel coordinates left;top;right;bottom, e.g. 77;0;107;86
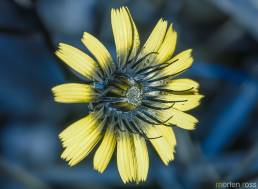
52;6;203;184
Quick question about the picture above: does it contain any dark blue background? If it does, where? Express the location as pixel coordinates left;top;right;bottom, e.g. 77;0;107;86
0;0;258;189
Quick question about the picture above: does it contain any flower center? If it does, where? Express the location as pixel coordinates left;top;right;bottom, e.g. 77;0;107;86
101;73;143;112
126;85;142;106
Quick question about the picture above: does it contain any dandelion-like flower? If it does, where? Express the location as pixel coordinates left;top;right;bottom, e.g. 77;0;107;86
52;7;203;183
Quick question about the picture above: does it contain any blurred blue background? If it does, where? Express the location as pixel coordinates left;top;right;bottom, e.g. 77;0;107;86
0;0;258;189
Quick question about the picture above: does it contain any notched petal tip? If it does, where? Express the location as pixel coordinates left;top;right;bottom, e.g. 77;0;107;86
81;32;114;76
93;125;116;174
186;49;193;56
111;5;134;67
93;167;105;174
51;86;58;93
82;32;89;40
55;43;71;54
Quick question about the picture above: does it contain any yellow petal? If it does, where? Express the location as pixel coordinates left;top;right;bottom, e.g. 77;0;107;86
159;94;203;111
56;43;101;81
59;110;103;139
169;109;198;130
59;111;104;166
125;7;140;61
164;78;199;92
137;19;168;68
173;95;203;111
141;19;168;56
155;24;177;64
117;131;136;183
82;32;114;76
52;83;98;103
160;49;193;77
111;7;133;66
160;126;176;151
133;134;149;182
158;108;198;130
93;124;116;173
145;125;174;165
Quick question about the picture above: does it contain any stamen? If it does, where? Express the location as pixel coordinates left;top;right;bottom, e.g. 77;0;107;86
139;59;179;79
131;119;162;139
138;109;173;126
147;86;194;93
144;96;188;103
134;62;170;75
141;102;174;110
116;115;127;132
122;119;138;134
101;97;126;103
130;52;158;69
136;113;160;125
146;67;191;83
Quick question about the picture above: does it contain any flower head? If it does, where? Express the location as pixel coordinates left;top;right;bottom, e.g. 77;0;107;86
52;6;203;183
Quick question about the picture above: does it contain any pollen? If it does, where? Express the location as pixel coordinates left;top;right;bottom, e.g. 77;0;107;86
126;85;142;106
